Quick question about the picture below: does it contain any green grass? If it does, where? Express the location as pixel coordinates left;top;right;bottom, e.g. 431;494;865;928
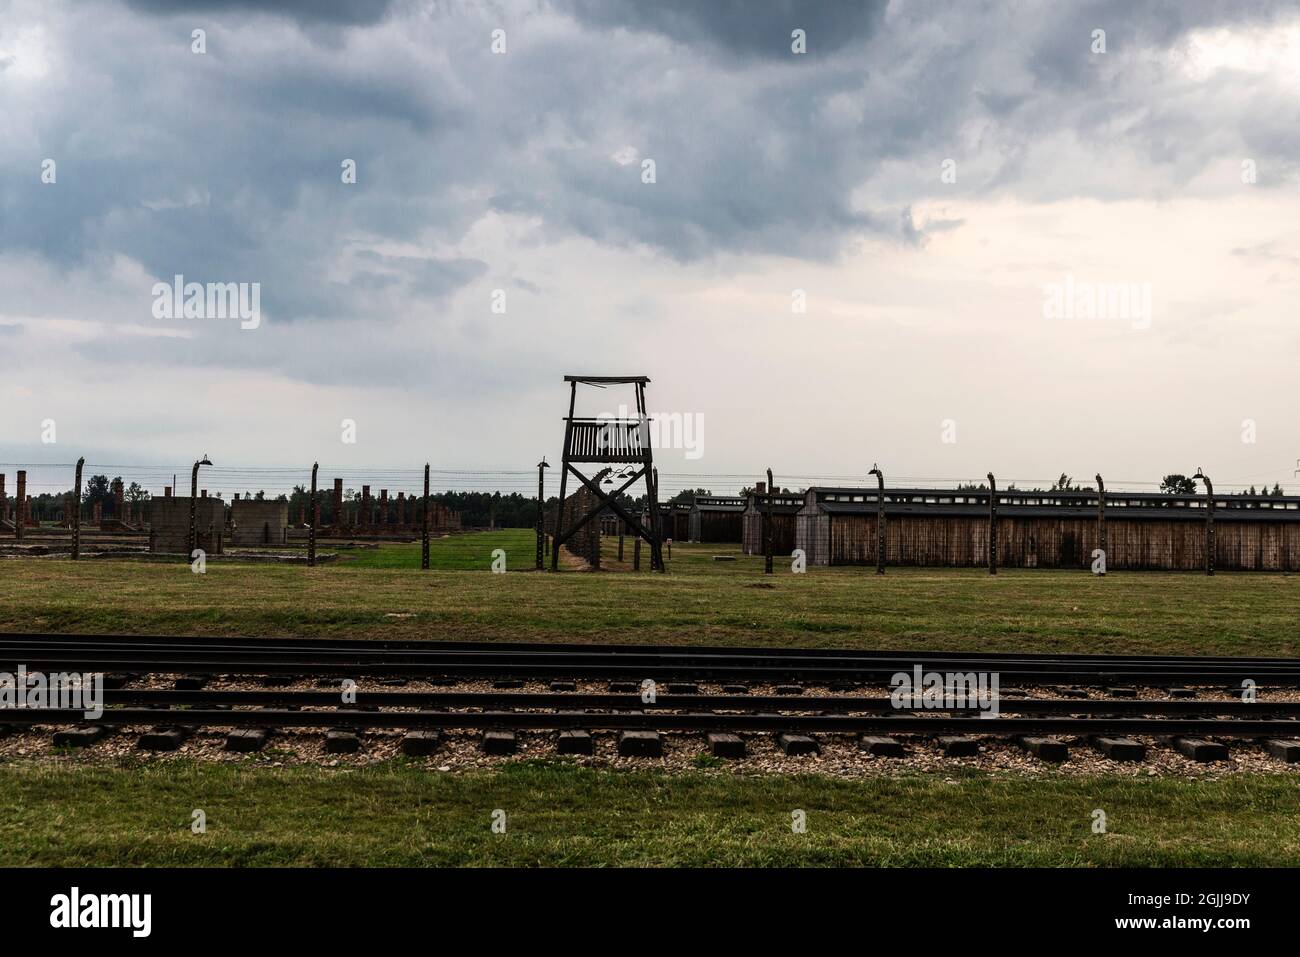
1;534;1296;656
338;529;535;571
3;538;1298;867
1;760;1296;866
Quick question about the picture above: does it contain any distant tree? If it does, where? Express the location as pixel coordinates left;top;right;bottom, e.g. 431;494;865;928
669;488;710;505
1272;483;1285;497
82;474;111;509
125;481;149;503
1160;474;1197;495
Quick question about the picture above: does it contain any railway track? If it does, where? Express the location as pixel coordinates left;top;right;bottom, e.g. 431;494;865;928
2;632;1299;683
1;633;1298;763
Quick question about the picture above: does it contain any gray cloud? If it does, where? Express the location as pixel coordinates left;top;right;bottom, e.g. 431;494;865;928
123;0;397;27
2;0;1298;474
561;0;888;59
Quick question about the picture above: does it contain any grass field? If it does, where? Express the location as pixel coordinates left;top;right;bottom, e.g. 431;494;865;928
2;760;1297;866
1;531;1296;657
3;531;1298;867
338;530;537;571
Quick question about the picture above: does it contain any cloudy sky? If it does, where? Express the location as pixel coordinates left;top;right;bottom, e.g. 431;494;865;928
2;0;1299;496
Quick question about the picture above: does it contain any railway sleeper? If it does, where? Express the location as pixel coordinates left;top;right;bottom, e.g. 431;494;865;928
859;734;905;757
618;730;663;758
557;729;593;755
1172;737;1230;762
707;732;746;759
52;724;114;748
400;730;442;757
481;730;517;755
776;732;819;756
225;728;271;753
1091;736;1146;761
1265;739;1300;763
324;729;360;754
938;735;980;757
1019;736;1069;762
138;725;194;752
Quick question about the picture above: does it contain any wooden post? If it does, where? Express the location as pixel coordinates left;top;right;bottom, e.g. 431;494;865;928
308;462;318;567
987;472;998;576
551;382;576;571
869;464;885;575
618;520;625;561
650;465;664;570
633;536;641;571
644;389;665;573
71;458;84;560
1095;473;1106;575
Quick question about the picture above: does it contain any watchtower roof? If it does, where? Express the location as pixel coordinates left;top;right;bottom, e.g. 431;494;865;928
563;375;650;384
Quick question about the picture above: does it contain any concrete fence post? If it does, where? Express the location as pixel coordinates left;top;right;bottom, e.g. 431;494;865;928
535;459;548;571
15;470;26;542
72;458;84;560
422;463;431;570
1095;473;1106;576
869;464;885;575
1194;468;1215;576
308;462;318;567
764;468;775;575
987;472;998;576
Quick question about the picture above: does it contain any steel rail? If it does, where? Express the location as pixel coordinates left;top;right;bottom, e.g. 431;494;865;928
1;642;1296;674
2;632;1298;667
4;656;1299;684
4;708;1299;736
77;689;1300;716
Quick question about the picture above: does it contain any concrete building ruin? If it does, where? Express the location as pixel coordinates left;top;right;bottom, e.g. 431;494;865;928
230;498;289;546
149;495;225;554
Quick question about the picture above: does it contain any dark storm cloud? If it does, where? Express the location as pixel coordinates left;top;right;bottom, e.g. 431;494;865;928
561;0;888;58
123;0;397;27
3;0;1298;369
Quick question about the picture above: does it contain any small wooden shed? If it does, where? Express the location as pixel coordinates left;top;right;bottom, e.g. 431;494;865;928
741;492;804;555
688;495;745;543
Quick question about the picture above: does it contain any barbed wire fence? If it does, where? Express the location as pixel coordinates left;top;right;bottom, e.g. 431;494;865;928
4;461;1296;501
2;458;1296;571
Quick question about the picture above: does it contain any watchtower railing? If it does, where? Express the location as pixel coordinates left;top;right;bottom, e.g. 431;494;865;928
565;418;648;463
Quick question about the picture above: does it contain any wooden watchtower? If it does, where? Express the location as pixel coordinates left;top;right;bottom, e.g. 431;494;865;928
551;375;664;572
